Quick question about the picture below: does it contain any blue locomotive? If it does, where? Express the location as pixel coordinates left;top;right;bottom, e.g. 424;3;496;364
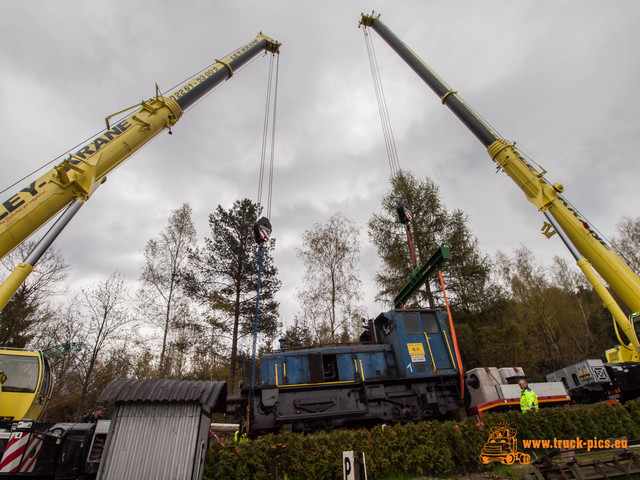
241;308;463;434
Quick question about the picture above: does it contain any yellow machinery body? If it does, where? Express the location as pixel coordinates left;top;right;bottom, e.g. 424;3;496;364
0;348;53;421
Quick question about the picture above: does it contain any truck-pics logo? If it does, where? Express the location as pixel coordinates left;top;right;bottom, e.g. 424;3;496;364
479;423;530;465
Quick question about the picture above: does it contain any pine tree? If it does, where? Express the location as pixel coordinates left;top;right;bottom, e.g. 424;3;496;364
368;171;496;312
188;198;280;392
368;172;446;308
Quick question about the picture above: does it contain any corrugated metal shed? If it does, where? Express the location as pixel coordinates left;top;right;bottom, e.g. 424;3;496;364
98;378;227;414
97;379;227;480
98;403;209;480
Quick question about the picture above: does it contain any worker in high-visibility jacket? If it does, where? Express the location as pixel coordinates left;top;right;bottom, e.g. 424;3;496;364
234;429;248;444
519;379;539;413
234;420;248;444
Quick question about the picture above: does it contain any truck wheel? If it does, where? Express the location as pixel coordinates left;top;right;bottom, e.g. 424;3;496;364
503;453;515;465
518;453;531;464
480;456;490;464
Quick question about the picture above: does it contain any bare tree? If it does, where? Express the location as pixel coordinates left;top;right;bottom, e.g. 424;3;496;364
0;242;69;347
494;247;615;377
38;303;86;421
191;312;228;381
75;272;132;418
496;247;567;368
297;213;364;343
613;216;640;275
139;203;198;376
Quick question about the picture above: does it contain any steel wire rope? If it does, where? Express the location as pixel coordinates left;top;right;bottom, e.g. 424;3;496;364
267;56;280;217
266;54;280;220
250;51;280;429
364;25;450;305
257;54;275;211
364;25;424;274
363;27;402;179
364;29;398;177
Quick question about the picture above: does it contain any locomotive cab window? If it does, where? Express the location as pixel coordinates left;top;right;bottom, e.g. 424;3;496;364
421;312;440;334
402;313;422;335
308;353;338;383
376;313;394;336
322;354;338;381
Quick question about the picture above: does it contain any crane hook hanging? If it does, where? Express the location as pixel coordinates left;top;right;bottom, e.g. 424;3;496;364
253;217;272;245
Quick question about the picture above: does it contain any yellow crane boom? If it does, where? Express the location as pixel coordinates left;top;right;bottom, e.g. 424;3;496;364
360;13;639;361
0;33;280;311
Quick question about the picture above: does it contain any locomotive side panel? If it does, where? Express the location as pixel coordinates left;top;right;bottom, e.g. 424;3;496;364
252;374;461;433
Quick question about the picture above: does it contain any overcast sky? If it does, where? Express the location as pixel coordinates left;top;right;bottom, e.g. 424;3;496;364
1;1;639;332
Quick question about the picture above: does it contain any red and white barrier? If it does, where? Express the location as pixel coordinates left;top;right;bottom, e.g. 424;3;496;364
18;433;44;472
0;424;44;473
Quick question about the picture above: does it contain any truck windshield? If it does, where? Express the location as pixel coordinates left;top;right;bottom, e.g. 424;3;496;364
0;354;39;393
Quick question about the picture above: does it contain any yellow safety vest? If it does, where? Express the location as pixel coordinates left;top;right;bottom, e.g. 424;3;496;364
520;387;539;412
234;430;248;444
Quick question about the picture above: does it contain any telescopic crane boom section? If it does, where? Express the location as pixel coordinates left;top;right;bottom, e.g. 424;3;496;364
0;33;280;311
360;13;640;361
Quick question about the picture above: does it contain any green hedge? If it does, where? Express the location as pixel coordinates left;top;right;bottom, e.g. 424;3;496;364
204;401;640;480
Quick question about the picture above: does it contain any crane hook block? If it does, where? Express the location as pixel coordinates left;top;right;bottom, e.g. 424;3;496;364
254;217;272;245
396;200;412;225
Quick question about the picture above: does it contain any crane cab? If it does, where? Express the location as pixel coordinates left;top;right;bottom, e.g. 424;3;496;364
0;348;53;422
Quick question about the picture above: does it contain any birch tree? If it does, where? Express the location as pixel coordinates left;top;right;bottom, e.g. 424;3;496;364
139;203;197;376
297;213;364;343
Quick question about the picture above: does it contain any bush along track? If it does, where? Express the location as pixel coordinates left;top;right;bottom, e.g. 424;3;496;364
204;400;640;480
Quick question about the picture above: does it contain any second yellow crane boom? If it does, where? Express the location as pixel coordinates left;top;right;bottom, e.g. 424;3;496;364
360;13;639;362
